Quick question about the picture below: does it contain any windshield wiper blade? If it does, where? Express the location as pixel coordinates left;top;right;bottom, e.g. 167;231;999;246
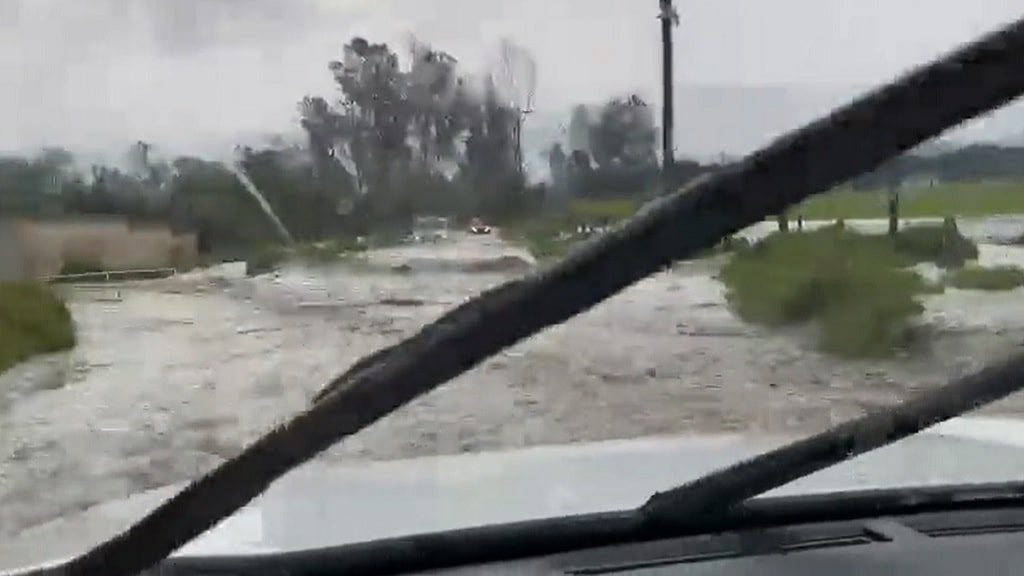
641;353;1024;526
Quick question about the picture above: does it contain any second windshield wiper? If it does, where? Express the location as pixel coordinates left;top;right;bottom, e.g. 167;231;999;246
156;479;1024;576
640;352;1024;526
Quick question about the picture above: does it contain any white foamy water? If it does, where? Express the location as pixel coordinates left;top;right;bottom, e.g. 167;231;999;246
3;228;1024;539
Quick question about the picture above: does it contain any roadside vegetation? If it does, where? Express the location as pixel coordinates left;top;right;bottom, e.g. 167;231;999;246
0;282;75;375
892;218;979;268
948;265;1024;291
240;237;378;276
504;198;750;261
501;199;634;260
718;223;980;358
58;259;106;276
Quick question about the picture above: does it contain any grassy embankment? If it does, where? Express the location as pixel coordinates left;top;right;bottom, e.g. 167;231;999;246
0;282;76;375
948;265;1024;291
793;181;1024;220
506;181;1024;260
500;199;637;260
503;198;749;260
237;235;381;276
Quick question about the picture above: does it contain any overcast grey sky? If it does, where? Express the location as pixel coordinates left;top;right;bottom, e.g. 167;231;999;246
2;0;1023;162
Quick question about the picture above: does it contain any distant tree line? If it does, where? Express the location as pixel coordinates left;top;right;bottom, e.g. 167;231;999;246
545;97;726;207
851;144;1024;189
0;35;546;252
5;32;1024;255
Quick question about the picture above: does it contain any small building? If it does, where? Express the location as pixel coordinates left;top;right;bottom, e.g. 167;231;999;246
0;215;199;282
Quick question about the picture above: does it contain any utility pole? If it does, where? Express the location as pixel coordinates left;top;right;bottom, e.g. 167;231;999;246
659;0;680;192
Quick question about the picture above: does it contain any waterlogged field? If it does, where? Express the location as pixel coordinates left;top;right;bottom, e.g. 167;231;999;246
796;181;1024;220
4;227;1024;541
505;182;1024;261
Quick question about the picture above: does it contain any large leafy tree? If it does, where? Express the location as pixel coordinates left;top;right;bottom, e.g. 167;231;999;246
588;94;657;170
299;36;529;225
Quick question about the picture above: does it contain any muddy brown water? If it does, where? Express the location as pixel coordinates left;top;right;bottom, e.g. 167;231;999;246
3;229;1024;538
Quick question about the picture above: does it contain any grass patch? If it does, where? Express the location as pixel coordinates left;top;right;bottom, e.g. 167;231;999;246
700;235;752;258
244;244;288;276
893;218;978;268
505;198;752;261
719;226;946;358
948;265;1024;291
234;236;375;276
568;198;640;223
500;198;642;261
293;238;369;264
0;282;76;374
501;218;578;261
795;180;1024;219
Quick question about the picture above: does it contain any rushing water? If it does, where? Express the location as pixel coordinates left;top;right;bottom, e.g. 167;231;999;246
3;225;1024;539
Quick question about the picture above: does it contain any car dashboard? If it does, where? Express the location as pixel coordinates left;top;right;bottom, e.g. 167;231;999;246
416;506;1024;576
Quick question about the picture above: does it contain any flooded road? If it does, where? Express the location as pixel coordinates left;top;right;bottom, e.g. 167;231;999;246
4;228;1024;538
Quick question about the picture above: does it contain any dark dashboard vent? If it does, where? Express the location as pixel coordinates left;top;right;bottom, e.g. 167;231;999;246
780;534;876;552
921;524;1024;538
567;550;741;575
566;534;877;575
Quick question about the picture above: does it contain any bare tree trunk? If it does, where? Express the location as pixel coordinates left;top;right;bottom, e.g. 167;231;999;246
514;112;524;177
888;183;900;237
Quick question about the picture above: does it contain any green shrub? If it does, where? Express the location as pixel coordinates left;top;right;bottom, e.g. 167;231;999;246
699;235;752;258
817;267;926;357
245;245;287;276
0;282;76;374
501;218;577;261
568;198;639;223
894;218;978;268
948;265;1024;291
720;227;931;357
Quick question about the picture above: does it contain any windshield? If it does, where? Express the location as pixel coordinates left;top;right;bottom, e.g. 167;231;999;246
5;1;1024;574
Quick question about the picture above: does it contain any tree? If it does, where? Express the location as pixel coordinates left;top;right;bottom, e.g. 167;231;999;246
300;38;423;228
492;38;537;177
406;36;463;169
459;75;524;219
588;95;657;170
298;35;530;226
547;143;569;209
169;156;279;249
568;104;591;155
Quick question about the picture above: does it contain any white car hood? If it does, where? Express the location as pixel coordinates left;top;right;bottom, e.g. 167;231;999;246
5;416;1024;573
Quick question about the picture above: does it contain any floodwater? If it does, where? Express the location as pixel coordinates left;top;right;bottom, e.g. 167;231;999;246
4;224;1024;538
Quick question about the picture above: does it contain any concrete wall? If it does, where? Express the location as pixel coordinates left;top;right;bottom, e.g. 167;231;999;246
1;217;198;280
0;220;25;282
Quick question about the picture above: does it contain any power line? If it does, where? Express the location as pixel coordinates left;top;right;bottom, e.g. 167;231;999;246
660;0;680;189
